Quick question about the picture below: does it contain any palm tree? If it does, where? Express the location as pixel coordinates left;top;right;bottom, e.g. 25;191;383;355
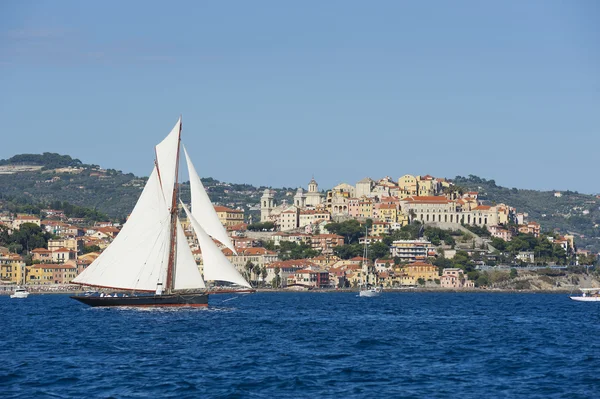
261;266;268;286
253;263;262;286
274;266;281;288
244;260;254;286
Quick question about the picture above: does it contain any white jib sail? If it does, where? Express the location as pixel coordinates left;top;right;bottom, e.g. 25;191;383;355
181;202;251;288
155;117;181;210
174;219;206;290
183;146;237;254
73;167;170;291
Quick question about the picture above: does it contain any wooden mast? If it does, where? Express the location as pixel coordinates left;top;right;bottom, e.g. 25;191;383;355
165;116;182;294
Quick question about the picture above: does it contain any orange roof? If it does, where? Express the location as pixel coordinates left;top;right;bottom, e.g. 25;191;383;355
407;261;435;267
473;205;491;211
53;247;71;252
214;206;242;213
405;196;450;204
31;248;51;253
31;263;76;269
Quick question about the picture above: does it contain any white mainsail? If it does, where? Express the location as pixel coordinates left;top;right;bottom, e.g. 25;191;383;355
183;146;237;254
73;167;171;291
174;219;206;290
181;202;251;288
155;118;181;209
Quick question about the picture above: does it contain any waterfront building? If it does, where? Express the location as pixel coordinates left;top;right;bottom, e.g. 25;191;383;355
440;268;474;288
403;261;439;283
390;239;435;263
27;263;77;285
223;247;279;273
265;259;316;287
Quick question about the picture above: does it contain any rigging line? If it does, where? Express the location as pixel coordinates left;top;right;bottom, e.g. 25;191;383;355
131;218;170;290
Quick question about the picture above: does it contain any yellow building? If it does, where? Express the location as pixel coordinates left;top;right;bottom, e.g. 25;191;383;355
214;206;244;227
398;175;418;196
12;215;41;230
359;199;373;219
0;255;26;284
377;204;398;223
402;261;439;282
27;263;77;285
370;221;390;236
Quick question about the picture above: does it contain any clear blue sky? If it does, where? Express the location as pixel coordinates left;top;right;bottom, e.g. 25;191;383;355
1;1;598;193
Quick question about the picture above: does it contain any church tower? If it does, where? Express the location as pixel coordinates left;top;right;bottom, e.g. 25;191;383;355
308;177;318;193
294;188;306;208
260;189;275;222
305;176;324;207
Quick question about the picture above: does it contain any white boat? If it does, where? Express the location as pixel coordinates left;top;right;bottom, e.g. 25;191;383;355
70;117;252;307
359;286;383;297
570;288;600;302
10;287;29;299
359;226;382;297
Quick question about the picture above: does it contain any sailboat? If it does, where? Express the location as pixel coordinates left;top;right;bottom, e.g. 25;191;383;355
359;226;382;297
70;117;252;307
570;288;600;302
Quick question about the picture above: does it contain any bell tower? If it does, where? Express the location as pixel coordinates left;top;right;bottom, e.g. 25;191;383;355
260;189;275;222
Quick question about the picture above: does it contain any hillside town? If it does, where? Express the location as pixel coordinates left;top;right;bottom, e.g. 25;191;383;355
0;174;597;293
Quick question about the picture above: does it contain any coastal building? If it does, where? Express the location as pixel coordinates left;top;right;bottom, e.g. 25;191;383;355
355;177;375;198
214;206;244;227
487;225;513;241
223;247;279;273
0;254;26;284
48;238;84;254
265;259;315;287
260;178;325;225
12;215;41;230
31;248;53;262
310;234;344;254
27;263;77;285
518;221;541;237
402;261;439;283
291;268;330;289
440;268;474;288
390;239;435;263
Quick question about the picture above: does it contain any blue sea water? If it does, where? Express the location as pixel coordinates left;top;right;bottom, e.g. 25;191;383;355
1;292;600;398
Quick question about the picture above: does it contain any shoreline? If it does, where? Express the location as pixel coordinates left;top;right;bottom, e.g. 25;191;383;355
0;287;577;296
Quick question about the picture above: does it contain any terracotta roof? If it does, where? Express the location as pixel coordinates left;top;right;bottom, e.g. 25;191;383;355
407;261;435;267
53;247;71;252
31;248;51;253
31;264;76;269
405;196;450;204
214;206;242;213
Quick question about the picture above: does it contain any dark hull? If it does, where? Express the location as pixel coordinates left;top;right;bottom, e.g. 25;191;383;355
70;293;209;307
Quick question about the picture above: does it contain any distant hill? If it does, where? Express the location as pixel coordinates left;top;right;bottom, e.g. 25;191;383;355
0;153;289;222
0;153;598;251
452;175;600;252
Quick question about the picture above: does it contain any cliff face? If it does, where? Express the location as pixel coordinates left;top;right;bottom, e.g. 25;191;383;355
485;270;599;291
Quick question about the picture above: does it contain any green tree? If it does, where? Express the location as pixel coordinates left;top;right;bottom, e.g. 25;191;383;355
83;245;101;254
325;220;365;244
368;241;390;261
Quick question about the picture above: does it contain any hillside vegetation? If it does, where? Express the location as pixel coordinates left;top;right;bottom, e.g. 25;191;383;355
0;154;598;251
453;175;600;252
